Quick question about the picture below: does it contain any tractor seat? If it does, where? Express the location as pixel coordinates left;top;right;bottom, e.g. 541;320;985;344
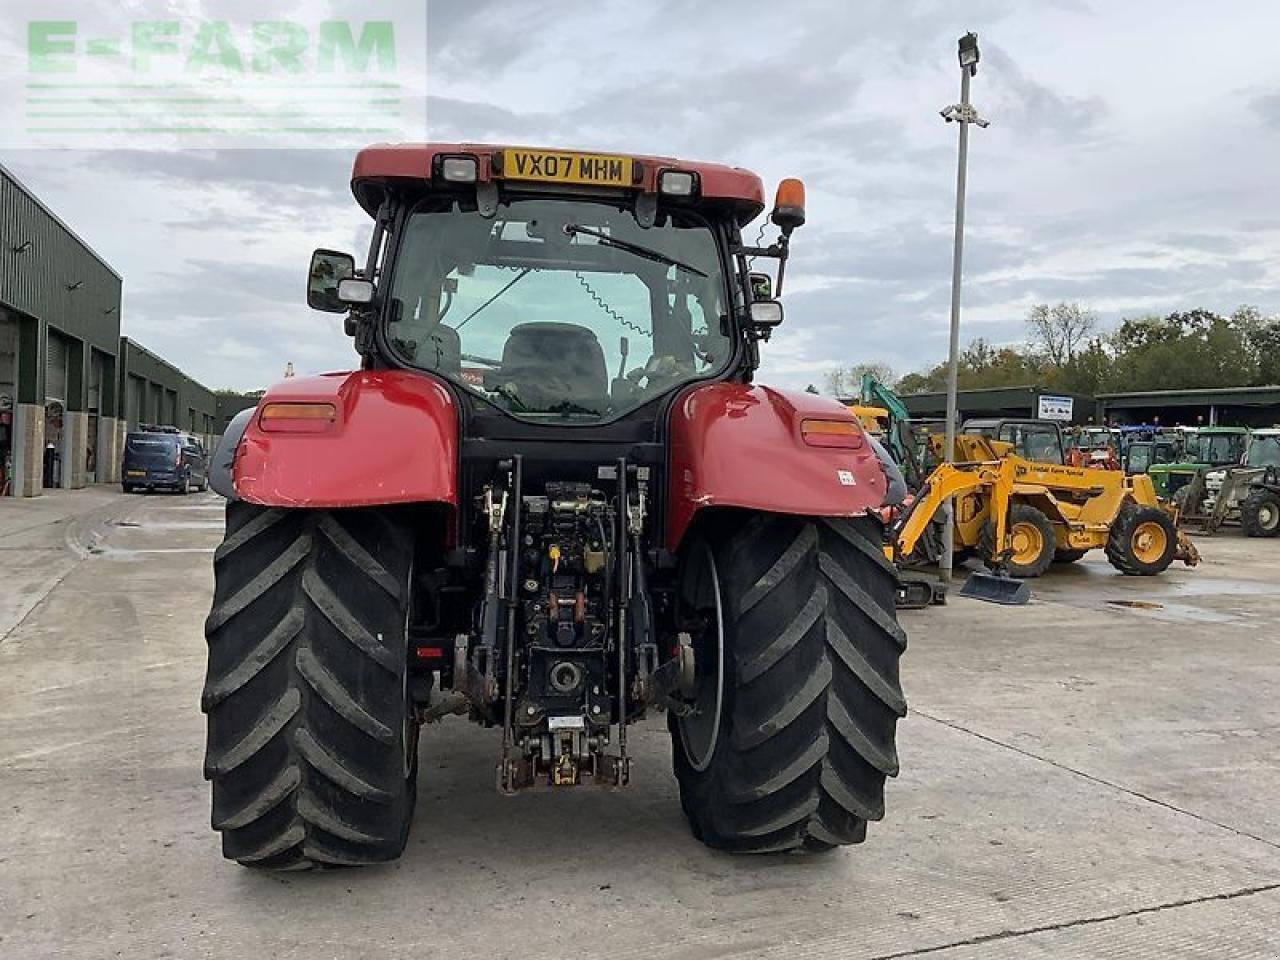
485;322;608;413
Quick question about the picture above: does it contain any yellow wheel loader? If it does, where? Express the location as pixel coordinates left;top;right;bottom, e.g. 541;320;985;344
888;447;1199;582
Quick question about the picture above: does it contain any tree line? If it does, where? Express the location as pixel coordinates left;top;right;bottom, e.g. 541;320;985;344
820;304;1280;398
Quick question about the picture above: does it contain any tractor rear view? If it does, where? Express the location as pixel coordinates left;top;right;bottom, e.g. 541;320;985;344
201;144;908;868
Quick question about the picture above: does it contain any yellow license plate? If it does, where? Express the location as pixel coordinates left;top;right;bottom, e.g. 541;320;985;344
500;149;633;187
127;470;147;477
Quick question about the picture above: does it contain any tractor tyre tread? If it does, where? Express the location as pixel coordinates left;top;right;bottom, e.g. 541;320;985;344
671;513;906;853
202;501;417;870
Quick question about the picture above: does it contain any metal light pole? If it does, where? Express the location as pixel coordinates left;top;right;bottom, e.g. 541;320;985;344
938;32;989;582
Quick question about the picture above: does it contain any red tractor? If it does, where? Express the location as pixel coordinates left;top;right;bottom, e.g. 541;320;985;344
202;144;907;868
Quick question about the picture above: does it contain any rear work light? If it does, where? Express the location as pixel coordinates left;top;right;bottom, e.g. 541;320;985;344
439;155;478;183
658;169;698;197
801;418;866;449
259;402;337;433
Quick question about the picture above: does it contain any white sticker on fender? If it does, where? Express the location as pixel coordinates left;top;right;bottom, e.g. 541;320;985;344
837;470;856;486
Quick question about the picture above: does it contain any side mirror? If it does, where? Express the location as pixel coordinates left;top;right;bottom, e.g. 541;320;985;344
307;249;356;312
750;300;784;330
749;272;773;301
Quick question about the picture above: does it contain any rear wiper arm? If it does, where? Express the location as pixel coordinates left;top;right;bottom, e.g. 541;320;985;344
564;224;707;278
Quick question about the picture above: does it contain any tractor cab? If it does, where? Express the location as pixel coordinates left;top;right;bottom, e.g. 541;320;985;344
1149;426;1250;499
1124;437;1180;476
1242;429;1280;470
960;418;1066;465
308;146;797;422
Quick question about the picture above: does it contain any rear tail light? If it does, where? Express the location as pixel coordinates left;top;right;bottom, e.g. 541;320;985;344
801;419;865;449
259;402;337;433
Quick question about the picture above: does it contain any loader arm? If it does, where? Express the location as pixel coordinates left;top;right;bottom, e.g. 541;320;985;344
889;460;1011;562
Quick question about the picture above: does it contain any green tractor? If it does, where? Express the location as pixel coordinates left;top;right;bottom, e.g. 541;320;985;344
1148;426;1249;502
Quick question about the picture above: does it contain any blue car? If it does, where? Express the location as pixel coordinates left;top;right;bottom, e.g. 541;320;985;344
122;428;208;494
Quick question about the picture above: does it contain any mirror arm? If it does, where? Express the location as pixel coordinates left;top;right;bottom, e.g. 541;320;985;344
772;232;792;297
731;242;785;258
732;229;793;295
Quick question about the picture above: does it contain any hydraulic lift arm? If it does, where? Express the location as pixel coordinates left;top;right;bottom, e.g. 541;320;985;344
888;461;1009;562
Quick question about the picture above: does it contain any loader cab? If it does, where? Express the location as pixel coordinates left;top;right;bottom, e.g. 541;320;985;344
961;418;1066;465
1244;431;1280;469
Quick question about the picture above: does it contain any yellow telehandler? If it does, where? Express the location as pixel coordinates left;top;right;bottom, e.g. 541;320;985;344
887;437;1199;586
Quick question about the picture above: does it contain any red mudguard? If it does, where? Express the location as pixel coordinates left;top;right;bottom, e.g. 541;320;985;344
666;383;887;551
235;370;458;509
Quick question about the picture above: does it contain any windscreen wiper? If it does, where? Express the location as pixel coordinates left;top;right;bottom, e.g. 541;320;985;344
563;224;707;278
455;267;532;331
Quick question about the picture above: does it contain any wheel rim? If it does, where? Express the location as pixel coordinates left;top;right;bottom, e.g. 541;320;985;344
676;540;724;773
1010;522;1044;566
1131;521;1168;563
1260;502;1279;531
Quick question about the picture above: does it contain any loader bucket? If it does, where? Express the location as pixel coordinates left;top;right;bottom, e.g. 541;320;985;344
959;570;1031;605
1175;530;1200;567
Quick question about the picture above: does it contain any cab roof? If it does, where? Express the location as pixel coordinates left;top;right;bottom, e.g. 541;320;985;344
351;142;766;225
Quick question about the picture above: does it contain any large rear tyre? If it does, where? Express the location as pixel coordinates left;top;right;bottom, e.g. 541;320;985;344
1105;504;1178;576
670;514;907;853
202;502;418;869
1241;489;1280;538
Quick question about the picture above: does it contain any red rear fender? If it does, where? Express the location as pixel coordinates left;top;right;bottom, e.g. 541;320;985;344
235;370;458;509
666;383;887;551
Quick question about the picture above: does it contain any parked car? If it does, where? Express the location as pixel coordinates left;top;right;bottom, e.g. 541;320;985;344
122;427;208;493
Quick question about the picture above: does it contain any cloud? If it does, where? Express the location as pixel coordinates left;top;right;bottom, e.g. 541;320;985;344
1251;92;1280;127
981;45;1109;143
3;1;1279;398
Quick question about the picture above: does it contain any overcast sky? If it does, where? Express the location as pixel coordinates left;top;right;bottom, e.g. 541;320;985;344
4;0;1280;392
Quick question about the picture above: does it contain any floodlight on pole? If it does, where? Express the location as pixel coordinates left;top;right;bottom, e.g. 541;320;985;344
958;32;980;73
938;31;990;585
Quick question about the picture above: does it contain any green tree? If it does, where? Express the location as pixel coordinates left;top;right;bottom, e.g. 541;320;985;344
895;338;1046;393
1110;309;1255;390
1061;337;1116;395
1249;320;1280;385
897;304;1277;398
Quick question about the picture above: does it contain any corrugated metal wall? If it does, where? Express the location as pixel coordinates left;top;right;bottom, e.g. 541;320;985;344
118;338;219;431
0;165;121;358
89;351;105;413
3;167;222;445
127;374;146;428
46;331;68;403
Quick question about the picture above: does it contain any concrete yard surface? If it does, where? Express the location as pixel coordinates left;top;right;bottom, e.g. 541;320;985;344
1;490;1278;959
